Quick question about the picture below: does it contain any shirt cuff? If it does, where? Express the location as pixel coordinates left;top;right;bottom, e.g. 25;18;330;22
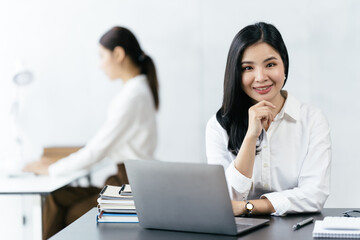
225;161;252;199
261;192;291;216
48;157;71;177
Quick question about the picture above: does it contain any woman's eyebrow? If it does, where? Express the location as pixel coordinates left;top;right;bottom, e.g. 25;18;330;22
241;56;278;65
263;56;277;62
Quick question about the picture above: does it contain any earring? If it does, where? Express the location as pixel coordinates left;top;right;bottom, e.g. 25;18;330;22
284;75;286;80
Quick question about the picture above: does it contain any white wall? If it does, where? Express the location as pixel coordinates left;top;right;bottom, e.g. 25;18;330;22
1;0;360;238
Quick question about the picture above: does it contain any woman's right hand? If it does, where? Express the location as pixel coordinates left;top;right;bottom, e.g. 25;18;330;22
23;160;50;175
246;100;276;139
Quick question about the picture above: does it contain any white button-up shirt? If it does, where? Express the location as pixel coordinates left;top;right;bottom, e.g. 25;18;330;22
206;92;331;216
49;74;157;176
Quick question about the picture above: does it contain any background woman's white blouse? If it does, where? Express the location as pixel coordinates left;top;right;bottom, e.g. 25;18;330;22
206;92;331;216
49;74;157;176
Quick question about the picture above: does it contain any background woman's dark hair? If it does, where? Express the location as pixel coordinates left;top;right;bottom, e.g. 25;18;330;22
99;26;159;110
216;22;289;155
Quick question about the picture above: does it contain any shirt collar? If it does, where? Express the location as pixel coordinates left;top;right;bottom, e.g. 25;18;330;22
124;74;146;85
276;90;301;121
120;74;147;91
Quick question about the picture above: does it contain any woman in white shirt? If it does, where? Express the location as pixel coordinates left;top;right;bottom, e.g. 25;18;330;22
24;26;159;239
206;22;331;216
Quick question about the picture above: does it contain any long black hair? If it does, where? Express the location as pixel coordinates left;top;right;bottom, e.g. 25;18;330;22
216;22;289;155
99;26;159;110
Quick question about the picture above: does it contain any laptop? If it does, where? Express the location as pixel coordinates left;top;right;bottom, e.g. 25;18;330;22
124;160;269;235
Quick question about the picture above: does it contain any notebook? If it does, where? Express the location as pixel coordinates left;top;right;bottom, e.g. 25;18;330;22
96;213;139;223
99;184;132;199
124;160;269;236
313;220;360;238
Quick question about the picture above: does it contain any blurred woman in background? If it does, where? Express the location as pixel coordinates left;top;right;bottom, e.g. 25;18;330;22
24;26;159;239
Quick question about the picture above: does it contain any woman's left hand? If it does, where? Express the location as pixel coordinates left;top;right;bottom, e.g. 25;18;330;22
23;161;50;175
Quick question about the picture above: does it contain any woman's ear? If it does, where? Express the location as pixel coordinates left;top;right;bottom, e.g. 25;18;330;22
113;46;126;63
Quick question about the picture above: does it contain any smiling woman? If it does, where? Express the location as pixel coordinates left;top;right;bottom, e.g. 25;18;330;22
206;22;331;217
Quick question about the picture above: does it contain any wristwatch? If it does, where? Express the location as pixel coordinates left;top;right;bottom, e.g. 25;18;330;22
245;201;254;215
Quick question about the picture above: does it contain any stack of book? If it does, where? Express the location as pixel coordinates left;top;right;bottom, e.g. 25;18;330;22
96;184;138;223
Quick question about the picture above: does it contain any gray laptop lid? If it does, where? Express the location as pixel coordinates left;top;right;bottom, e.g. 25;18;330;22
125;160;268;235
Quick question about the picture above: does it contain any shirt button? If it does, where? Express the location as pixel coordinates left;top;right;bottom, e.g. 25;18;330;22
264;184;269;189
263;163;268;168
263;145;267;149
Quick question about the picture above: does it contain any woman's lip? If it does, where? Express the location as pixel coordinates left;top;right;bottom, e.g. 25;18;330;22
253;85;273;94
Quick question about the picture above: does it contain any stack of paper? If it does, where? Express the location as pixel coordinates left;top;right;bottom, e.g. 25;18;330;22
96;184;138;223
313;219;360;238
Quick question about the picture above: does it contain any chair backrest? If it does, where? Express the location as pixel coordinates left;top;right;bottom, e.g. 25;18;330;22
42;146;82;164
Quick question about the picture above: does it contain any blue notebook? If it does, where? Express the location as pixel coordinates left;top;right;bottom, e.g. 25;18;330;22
96;213;138;223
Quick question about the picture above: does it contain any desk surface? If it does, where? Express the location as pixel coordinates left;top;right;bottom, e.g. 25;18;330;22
50;208;351;240
0;170;89;194
0;161;110;194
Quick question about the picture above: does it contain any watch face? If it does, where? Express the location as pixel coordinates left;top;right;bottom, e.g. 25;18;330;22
246;202;254;210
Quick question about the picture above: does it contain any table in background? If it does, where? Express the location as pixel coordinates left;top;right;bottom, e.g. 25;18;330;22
0;169;92;240
50;208;353;240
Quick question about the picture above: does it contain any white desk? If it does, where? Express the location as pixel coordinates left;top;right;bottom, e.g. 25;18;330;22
0;169;92;240
0;170;90;194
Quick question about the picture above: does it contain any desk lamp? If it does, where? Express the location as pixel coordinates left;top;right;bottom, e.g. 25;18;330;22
10;67;34;167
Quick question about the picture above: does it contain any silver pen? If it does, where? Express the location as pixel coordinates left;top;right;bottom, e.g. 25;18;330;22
292;217;314;231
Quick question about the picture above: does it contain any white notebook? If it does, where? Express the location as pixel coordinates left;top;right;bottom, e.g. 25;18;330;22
313;220;360;238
